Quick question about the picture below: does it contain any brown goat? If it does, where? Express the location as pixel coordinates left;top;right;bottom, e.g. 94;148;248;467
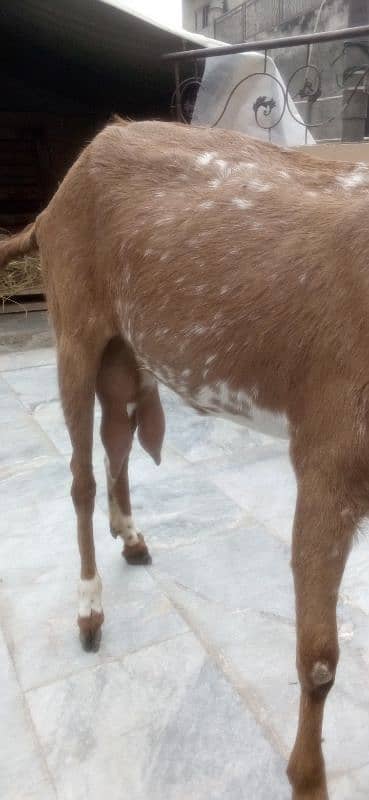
2;118;369;799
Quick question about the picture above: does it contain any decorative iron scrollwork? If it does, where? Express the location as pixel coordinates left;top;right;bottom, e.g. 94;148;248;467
170;77;201;124
253;96;277;117
172;41;369;140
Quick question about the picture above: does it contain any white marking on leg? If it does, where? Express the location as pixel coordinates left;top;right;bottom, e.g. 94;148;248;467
112;513;140;545
105;457;139;545
311;662;332;686
78;573;102;617
126;402;137;417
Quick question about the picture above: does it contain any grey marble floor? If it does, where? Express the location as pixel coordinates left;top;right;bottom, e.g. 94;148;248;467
1;346;369;800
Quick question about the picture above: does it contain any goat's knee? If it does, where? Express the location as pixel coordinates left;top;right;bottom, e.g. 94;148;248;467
297;632;338;698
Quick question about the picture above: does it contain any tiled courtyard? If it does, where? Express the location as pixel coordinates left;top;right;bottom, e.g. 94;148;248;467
1;344;369;799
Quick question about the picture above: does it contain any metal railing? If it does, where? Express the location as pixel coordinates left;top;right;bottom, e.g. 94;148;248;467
163;24;369;144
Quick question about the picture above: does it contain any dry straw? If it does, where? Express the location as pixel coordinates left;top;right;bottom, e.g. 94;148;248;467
0;232;42;305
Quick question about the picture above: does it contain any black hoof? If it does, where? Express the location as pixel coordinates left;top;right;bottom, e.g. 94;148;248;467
123;533;152;565
123;549;152;566
78;611;104;652
79;627;102;652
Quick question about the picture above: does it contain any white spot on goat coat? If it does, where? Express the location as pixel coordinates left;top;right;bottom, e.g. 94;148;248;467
193;324;207;335
249;178;272;193
336;168;368;189
196;151;217;166
215;159;230;178
193;381;288;439
199;200;215;209
232;197;253;209
78;574;103;617
209;178;221;190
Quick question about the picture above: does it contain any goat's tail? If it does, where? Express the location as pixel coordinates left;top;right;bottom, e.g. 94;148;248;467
0;222;38;269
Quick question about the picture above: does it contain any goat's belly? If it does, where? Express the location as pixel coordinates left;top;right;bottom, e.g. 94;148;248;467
194;399;289;440
131;341;290;441
161;377;290;440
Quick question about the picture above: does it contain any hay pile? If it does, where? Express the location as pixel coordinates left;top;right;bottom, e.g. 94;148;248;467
0;256;42;302
0;254;42;302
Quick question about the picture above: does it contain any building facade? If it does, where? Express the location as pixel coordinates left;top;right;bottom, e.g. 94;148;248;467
183;1;336;42
182;1;229;38
182;0;369;141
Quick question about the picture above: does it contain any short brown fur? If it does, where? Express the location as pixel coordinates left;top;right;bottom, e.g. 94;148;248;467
3;119;369;798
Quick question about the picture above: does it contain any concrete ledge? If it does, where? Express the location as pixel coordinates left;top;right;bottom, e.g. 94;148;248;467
297;141;369;163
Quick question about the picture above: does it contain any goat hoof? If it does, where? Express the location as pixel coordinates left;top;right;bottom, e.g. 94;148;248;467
123;533;152;565
78;611;104;652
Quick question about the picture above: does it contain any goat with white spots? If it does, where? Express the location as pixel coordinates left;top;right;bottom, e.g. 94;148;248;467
2;119;369;799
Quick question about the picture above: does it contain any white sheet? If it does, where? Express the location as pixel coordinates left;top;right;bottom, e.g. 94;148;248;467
192;51;315;147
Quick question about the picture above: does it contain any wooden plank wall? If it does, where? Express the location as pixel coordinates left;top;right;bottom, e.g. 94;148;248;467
0;112;103;232
0;112;103;312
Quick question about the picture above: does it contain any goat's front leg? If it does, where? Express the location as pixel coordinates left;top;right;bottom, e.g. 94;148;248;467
287;459;355;799
58;338;105;651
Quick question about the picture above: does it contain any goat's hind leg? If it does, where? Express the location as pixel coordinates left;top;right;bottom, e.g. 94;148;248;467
97;339;151;565
106;455;151;564
287;436;358;799
58;336;105;651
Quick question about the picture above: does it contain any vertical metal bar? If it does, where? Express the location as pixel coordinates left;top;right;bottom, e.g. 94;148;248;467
174;61;181;122
279;0;284;27
342;0;369;141
265;47;271;141
243;2;247;42
305;43;312;143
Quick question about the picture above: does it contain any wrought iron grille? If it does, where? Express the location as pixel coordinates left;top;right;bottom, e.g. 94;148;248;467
164;24;369;144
